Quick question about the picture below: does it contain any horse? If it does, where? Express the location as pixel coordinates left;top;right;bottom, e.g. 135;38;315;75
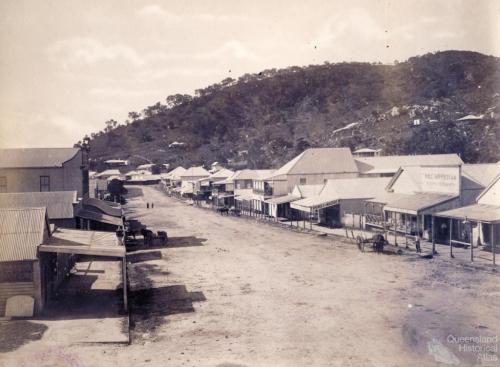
141;228;154;246
372;233;385;254
216;207;229;215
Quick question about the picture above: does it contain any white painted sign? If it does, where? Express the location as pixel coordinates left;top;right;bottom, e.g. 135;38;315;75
421;166;460;195
5;295;34;317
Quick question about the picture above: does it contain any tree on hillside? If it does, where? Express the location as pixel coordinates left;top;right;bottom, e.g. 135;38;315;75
128;111;141;121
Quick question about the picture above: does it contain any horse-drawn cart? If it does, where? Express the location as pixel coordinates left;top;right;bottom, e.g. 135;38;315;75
356;233;388;253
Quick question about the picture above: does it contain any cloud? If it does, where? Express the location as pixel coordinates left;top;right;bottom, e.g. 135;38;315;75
138;5;181;22
134;67;223;81
433;30;459;40
47;37;172;68
137;4;248;23
315;8;386;45
0;112;90;148
195;40;261;61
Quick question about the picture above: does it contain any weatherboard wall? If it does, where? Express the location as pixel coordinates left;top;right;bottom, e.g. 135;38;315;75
0;151;86;197
270;172;359;197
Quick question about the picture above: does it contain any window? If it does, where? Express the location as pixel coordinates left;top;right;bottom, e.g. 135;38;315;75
300;177;307;185
40;176;50;192
0;176;6;192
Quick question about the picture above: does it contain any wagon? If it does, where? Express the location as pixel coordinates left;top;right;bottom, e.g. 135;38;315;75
356;233;388;253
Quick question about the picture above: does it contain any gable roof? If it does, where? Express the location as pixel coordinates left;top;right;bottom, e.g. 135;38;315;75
476;173;500;204
0;207;49;261
137;163;155;169
457;114;483;121
180;166;210;178
292;184;325;198
95;169;121;178
232;169;275;181
354;148;381;154
0;191;78;220
320;177;392;200
269;148;358;179
0;148;80;169
356;154;463;175
81;197;122;217
166;166;187;180
461;164;500;190
209;168;234;179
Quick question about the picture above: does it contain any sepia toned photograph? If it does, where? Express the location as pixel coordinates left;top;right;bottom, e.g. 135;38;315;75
0;1;499;366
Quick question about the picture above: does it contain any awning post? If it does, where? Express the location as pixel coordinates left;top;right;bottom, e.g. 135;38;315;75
122;258;128;312
449;218;453;257
470;221;474;262
431;216;435;254
492;224;496;266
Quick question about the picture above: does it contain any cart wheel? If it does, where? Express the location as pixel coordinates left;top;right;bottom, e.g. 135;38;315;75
356;235;364;252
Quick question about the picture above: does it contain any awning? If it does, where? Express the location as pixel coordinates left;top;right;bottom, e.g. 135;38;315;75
82;198;122;217
434;204;500;224
291;196;339;212
235;193;256;201
384;193;458;215
265;195;300;205
181;186;194;194
214;193;235;198
40;228;125;257
75;207;123;226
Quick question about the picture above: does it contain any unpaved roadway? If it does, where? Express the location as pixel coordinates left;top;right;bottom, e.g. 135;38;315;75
2;185;500;367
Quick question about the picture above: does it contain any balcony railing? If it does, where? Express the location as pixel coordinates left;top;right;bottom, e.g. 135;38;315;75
253;187;273;196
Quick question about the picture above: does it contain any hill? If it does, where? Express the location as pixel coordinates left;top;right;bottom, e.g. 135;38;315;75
81;50;500;170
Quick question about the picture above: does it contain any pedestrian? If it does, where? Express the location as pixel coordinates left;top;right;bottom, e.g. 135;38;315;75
415;237;421;253
147;202;149;209
152;202;154;209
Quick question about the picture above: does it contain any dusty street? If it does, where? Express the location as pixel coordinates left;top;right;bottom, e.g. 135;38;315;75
2;185;500;367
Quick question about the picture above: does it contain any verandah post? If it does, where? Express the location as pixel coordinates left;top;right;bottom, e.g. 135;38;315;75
449;218;453;257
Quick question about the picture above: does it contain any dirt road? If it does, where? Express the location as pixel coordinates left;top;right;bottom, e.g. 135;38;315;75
3;185;500;367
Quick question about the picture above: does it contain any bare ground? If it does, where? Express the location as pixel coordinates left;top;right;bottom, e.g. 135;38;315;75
2;185;499;367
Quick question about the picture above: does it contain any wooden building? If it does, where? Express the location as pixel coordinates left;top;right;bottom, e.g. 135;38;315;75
291;177;390;228
264;148;359;197
355;153;463;178
0;148;89;198
433;173;500;264
0;207;127;316
0;191;79;228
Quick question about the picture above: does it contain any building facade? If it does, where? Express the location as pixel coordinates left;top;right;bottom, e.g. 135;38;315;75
0;148;89;198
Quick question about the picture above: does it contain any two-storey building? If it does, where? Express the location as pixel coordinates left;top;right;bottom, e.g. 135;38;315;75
0;148;89;198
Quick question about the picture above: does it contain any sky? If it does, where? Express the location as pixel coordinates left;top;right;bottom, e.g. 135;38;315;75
0;0;499;148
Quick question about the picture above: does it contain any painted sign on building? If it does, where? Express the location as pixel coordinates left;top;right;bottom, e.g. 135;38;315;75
421;166;460;195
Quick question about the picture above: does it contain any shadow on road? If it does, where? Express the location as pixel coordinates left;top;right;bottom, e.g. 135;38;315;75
0;321;48;352
166;236;208;248
129;285;206;342
127;250;163;263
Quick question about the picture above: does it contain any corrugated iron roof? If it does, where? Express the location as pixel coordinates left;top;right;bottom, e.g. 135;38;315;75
0;148;80;168
265;195;300;205
165;166;187;180
435;204;500;223
384;193;458;214
355;154;463;174
233;169;275;181
82;198;122;217
462;164;500;189
291;177;391;211
209;168;234;179
0;191;77;220
0;207;49;261
95;169;121;178
74;207;123;226
180;166;210;178
268;148;358;180
41;228;125;257
293;184;325;198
